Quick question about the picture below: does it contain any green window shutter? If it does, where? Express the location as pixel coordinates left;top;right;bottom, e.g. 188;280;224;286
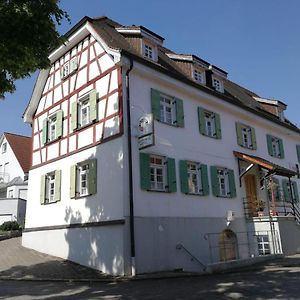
235;122;243;146
71;102;78;131
56;110;63;139
140;153;151;190
210;166;220;197
279;138;285;159
179;160;188;194
282;179;290;202
88;159;97;195
151;89;161;121
292;182;299;203
214;113;222;139
40;175;46;205
250;127;257;150
54;170;61;202
89;89;97;123
200;164;209;196
70;165;77;199
167;158;177;193
228;169;236;198
198;107;206;135
175;98;184;127
296;145;300;163
42;119;48;145
266;134;274;156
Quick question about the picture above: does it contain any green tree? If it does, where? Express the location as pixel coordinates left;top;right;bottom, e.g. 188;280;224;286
0;0;69;98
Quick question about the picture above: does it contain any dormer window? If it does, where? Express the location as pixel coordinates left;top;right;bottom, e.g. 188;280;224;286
193;69;205;84
212;76;224;93
143;41;157;61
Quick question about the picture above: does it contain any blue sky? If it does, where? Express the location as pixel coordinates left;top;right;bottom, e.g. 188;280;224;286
2;0;300;136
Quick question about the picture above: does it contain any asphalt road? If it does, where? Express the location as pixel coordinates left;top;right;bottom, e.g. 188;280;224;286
1;260;300;300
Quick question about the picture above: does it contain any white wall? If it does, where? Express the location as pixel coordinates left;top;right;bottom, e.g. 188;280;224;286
129;62;300;220
0;198;26;225
0;136;24;182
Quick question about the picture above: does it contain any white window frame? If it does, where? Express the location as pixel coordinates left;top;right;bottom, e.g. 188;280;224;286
257;235;271;256
150;155;166;192
217;168;230;197
187;162;203;195
78;163;89;197
212;76;224;93
242;126;253;149
78;98;90;128
193;68;205;84
8;190;13;198
271;137;281;158
48;115;57;142
61;57;78;79
160;94;176;125
2;142;7;154
144;44;153;59
45;172;56;203
204;111;216;137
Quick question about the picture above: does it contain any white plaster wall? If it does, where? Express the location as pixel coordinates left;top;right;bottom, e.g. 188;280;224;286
0;198;26;225
129;63;300;221
6;185;27;199
0;137;24;182
25;137;125;229
22;225;125;275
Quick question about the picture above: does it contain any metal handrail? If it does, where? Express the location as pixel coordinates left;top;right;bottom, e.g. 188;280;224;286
176;243;206;271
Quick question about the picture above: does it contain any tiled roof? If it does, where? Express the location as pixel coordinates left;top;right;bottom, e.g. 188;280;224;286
87;17;300;133
4;133;31;173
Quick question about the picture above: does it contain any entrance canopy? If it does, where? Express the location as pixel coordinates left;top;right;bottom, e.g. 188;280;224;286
233;151;297;177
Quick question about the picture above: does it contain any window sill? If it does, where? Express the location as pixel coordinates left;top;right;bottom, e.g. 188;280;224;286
74;120;97;132
157;120;180;128
147;189;168;193
45;137;61;146
42;200;59;205
201;133;219;140
73;193;92;199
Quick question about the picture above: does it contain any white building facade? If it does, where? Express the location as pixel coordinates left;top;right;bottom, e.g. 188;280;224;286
23;16;300;275
0;133;31;225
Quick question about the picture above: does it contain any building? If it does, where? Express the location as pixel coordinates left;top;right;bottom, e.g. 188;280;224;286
0;133;31;226
22;16;300;275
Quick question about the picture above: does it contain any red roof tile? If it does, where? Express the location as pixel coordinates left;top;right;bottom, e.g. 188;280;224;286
4;133;31;173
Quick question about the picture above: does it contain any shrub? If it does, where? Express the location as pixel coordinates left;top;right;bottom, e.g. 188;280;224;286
0;221;20;231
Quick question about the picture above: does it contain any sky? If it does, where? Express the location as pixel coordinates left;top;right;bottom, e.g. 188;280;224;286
2;0;300;137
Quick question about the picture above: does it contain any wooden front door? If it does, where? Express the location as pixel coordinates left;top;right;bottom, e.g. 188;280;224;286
245;174;257;217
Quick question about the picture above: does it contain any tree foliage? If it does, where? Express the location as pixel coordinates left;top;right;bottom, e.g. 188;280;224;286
0;0;69;98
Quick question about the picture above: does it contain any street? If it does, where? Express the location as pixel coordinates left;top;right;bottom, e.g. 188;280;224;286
1;258;300;300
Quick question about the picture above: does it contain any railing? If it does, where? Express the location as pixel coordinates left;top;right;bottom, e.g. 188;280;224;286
243;197;300;224
176;243;206;271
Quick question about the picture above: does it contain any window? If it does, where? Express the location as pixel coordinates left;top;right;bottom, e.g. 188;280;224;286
179;160;209;195
61;57;78;79
150;155;165;191
198;107;221;139
71;90;97;131
282;179;299;203
257;235;270;256
236;122;257;150
144;44;153;60
70;159;97;198
151;89;184;127
193;69;205;84
211;166;236;198
296;145;300;163
40;170;61;204
2;142;7;153
267;177;281;202
140;153;176;193
42;110;63;145
266;134;284;158
8;190;13;198
212;76;224;93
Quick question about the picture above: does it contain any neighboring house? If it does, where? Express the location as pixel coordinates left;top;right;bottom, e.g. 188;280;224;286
0;133;31;226
22;16;300;276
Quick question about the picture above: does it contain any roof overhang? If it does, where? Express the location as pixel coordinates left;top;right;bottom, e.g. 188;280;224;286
233;151;297;177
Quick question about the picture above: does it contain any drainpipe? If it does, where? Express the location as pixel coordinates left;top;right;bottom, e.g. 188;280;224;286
288;177;295;218
125;57;135;276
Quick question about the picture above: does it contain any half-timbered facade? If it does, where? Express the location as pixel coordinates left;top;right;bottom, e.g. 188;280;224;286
23;16;300;276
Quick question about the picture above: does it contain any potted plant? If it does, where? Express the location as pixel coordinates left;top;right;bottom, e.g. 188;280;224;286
255;199;266;216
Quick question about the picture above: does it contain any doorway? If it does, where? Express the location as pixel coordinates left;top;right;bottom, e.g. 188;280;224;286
219;229;238;262
244;174;258;217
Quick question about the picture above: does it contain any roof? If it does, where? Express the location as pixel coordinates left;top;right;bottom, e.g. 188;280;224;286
234;151;297;177
3;133;31;173
24;16;300;135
